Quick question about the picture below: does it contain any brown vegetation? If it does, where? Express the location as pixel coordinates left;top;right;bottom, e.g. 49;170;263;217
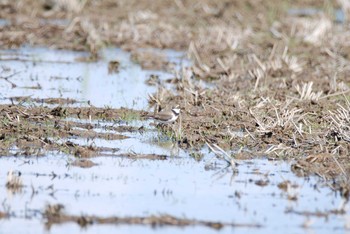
1;0;350;188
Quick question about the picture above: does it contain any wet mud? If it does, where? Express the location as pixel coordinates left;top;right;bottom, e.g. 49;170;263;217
1;0;350;233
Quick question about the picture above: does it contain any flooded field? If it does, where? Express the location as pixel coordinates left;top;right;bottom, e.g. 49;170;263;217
1;0;350;233
0;47;188;109
0;155;347;234
0;47;348;234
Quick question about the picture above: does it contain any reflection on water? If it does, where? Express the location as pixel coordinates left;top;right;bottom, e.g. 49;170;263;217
0;47;348;234
0;47;187;110
0;156;347;234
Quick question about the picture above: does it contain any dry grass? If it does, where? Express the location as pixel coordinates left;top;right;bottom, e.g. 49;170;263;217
328;100;350;142
1;0;350;182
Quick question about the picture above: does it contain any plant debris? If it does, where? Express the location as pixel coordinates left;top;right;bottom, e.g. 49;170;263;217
0;104;140;157
1;1;350;231
44;204;262;230
6;170;23;194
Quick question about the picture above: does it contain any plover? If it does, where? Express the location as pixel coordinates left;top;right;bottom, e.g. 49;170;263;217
148;108;180;124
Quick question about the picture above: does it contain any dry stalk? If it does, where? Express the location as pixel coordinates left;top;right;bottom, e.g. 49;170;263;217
205;141;234;167
265;143;293;156
148;88;169;109
290;15;332;45
295;82;323;102
250;106;303;134
281;47;303;73
250;47;303;90
328;102;350;142
330;148;347;177
188;42;210;73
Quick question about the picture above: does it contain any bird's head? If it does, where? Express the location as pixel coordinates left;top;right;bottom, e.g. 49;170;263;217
171;108;180;116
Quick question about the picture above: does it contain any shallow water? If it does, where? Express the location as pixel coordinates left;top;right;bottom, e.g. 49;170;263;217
0;156;347;234
0;47;349;233
0;47;186;110
287;8;346;24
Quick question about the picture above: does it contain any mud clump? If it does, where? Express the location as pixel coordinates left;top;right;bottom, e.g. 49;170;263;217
43;203;261;230
70;159;97;168
0;104;140;157
108;60;120;74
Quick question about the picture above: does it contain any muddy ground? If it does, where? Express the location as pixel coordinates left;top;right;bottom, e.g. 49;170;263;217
1;0;350;227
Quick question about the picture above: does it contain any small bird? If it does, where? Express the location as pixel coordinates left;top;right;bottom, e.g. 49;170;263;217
148;108;180;124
